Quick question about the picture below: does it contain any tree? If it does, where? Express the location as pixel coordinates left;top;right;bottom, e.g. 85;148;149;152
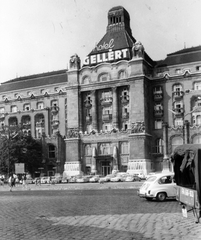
0;133;43;176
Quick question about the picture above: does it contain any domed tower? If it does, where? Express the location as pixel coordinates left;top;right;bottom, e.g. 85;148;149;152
84;6;136;66
107;6;132;36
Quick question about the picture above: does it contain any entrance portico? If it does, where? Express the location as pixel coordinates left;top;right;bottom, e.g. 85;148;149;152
94;156;113;176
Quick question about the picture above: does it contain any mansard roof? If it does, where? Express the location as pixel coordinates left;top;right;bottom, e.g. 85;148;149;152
0;69;67;93
156;46;201;67
89;30;135;56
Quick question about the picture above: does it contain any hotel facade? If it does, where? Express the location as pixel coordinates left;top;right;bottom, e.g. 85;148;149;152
0;6;201;177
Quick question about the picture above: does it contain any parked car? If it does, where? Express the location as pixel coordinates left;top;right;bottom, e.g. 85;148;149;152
136;173;146;180
133;174;142;181
89;175;102;183
76;176;89;183
110;173;128;182
68;176;77;183
137;172;177;201
61;177;69;183
51;174;62;184
125;175;135;182
101;174;116;182
40;176;50;184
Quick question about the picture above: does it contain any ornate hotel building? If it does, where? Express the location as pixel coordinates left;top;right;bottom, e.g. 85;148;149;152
0;6;201;177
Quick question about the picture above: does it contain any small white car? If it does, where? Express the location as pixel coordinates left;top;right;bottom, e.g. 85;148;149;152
137;172;177;201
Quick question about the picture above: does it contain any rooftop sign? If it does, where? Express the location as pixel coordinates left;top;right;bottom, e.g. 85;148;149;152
84;38;130;66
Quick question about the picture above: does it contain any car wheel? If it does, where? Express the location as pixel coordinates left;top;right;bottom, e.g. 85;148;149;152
156;192;167;202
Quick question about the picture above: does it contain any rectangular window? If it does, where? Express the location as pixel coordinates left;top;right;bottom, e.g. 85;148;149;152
85;144;92;156
120;142;129;154
174;118;183;126
0;107;5;113
196;66;201;71
102;123;112;131
11;106;17;113
194;82;201;90
155;119;162;129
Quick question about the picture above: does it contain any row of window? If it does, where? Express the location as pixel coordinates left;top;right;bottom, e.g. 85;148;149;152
0;100;58;114
156;66;201;77
1;88;65;101
82;70;127;84
84;135;201;157
153;82;201;94
85;142;129;156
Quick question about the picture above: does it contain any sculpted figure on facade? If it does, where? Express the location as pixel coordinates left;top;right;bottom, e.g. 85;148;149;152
67;128;79;138
132;41;144;58
69;53;80;69
131;121;145;133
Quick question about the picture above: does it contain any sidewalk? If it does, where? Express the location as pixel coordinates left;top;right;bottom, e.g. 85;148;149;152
0;181;143;192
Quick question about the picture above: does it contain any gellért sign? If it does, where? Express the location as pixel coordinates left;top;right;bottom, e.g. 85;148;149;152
83;39;129;65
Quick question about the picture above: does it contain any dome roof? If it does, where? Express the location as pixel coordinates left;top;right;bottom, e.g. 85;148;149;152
108;6;130;20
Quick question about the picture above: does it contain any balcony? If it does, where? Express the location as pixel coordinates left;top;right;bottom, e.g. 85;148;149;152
51;119;59;128
36;122;45;128
153;92;163;101
22;122;31;129
0;113;5;120
173;108;184;117
122;112;129;119
100;97;113;106
86;115;92;123
102;114;112;122
173;91;184;100
121;95;129;104
51;106;59;114
84;100;92;108
154;109;163;117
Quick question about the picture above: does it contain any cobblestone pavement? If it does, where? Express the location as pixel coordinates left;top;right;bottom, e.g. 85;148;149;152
0;183;201;240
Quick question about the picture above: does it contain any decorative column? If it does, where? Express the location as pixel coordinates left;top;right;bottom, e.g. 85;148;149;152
91;90;97;131
162;122;170;172
184;120;190;144
112;146;118;171
112;87;118;129
91;147;97;174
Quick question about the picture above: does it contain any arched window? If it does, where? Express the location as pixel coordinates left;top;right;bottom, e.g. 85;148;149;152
23;103;30;111
118;70;126;79
99;73;109;82
82;76;90;84
171;136;183;152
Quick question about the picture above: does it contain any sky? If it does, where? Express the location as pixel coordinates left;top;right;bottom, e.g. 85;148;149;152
0;0;201;83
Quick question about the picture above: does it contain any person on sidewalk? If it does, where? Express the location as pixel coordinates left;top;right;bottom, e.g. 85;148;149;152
8;173;15;192
22;174;30;190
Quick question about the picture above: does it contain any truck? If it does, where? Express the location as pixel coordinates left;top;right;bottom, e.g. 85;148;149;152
171;144;201;223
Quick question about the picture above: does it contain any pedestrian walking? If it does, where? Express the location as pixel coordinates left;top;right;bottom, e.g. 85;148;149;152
8;173;15;192
22;174;30;190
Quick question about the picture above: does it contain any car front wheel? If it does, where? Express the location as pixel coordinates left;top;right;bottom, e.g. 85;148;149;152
156;192;167;202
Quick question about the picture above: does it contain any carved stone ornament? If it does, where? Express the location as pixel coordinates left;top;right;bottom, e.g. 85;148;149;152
67;128;79;138
132;41;144;59
131;121;145;133
69;54;80;69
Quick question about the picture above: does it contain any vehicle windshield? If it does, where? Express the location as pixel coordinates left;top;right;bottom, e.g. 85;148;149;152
146;176;157;182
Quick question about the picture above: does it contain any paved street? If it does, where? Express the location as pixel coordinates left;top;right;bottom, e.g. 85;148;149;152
0;182;201;240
